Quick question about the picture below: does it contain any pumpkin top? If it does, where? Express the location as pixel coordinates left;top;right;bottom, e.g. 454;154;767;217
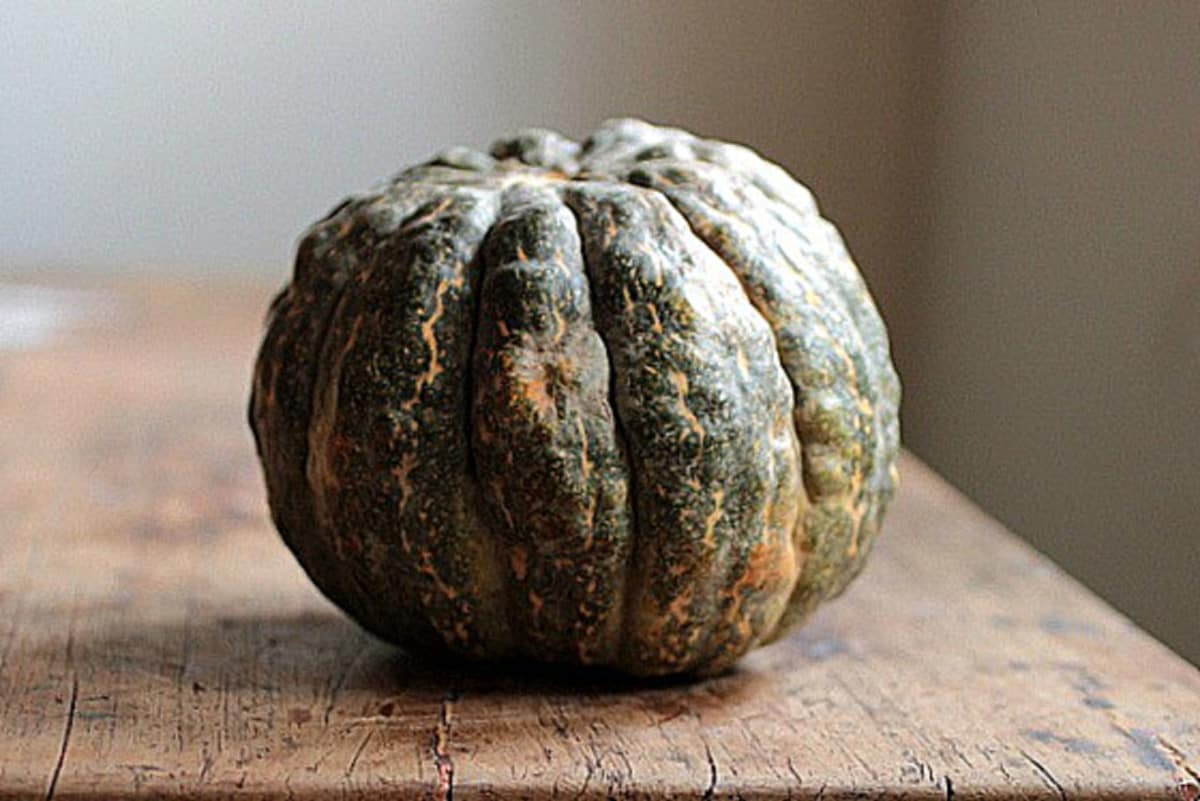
332;119;819;225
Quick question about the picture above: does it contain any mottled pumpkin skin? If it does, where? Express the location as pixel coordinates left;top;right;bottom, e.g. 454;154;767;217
249;119;901;676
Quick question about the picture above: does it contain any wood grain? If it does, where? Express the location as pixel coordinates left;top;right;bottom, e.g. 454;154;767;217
0;275;1197;800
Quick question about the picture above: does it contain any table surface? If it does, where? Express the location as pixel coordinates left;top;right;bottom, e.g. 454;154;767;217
1;275;1197;800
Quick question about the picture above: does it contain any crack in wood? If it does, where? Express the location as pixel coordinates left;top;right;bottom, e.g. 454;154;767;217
433;690;457;801
1156;733;1200;788
44;674;77;801
198;751;214;785
1091;694;1199;788
702;741;718;801
569;756;595;801
174;604;192;755
345;728;373;779
1020;748;1067;800
785;755;803;787
322;643;365;727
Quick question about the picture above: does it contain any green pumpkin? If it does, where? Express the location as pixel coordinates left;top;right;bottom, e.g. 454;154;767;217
249;119;900;676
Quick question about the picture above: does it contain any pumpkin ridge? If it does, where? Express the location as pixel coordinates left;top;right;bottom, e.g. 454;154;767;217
470;183;635;665
587;128;890;597
307;188;513;656
632;186;809;666
462;197;517;661
610;181;806;671
693;167;900;605
564;182;801;675
559;192;645;669
623;174;830;502
752;200;900;606
408;190;513;656
306;267;384;623
681;139;902;508
300;188;490;648
251;265;372;625
252;193;432;635
609;125;895;532
623;164;895;628
708;164;897;461
722;153;898;404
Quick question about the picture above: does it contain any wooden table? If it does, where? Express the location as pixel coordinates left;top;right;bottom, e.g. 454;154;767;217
1;275;1197;800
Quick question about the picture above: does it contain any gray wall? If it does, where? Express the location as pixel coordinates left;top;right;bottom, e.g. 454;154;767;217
909;2;1200;663
2;3;1196;662
0;1;930;297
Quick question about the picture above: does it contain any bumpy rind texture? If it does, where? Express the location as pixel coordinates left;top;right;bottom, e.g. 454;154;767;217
249;119;901;676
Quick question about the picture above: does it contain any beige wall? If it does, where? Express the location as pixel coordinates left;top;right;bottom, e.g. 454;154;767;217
909;3;1200;662
1;3;1195;661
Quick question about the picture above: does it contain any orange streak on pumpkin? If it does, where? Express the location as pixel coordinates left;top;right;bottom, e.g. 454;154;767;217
521;377;555;418
401;274;457;413
577;416;597;549
667;586;694;625
670;370;705;446
307;314;364;536
510;546;529;581
401;196;454;233
418;550;460;602
475;419;494;446
721;541;788;644
577;416;593;481
844;469;868;558
528;590;544;622
489;478;515;531
701;489;725;550
646;302;663;335
552;248;570;278
552;307;567;343
391;453;417;515
603;217;618;248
